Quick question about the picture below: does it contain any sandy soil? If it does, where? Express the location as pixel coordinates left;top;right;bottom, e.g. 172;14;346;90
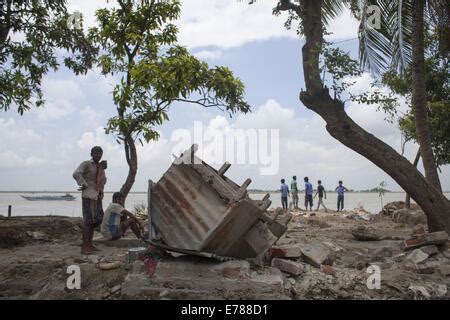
0;204;449;300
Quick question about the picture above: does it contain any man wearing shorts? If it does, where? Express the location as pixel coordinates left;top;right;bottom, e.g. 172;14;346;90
101;192;144;241
304;177;313;211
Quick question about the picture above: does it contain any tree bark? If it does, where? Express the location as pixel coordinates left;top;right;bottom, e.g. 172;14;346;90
296;0;450;233
411;0;442;192
405;148;421;209
120;133;137;201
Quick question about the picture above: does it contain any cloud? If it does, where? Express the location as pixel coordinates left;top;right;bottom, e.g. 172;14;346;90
193;49;223;61
68;0;359;51
0;119;47;168
33;79;83;121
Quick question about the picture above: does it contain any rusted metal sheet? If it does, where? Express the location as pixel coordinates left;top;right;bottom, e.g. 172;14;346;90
148;144;291;259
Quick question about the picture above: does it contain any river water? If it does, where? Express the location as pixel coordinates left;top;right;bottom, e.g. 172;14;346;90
1;192;449;217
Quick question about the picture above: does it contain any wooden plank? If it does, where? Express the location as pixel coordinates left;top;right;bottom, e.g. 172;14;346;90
147;180;155;240
199;199;263;255
217;162;231;176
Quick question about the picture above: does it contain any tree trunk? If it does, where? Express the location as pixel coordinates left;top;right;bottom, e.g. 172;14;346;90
411;0;442;192
120;134;138;201
405;148;421;209
297;0;450;233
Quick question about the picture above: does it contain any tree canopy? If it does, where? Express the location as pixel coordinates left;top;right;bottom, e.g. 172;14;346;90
0;0;97;114
89;0;250;145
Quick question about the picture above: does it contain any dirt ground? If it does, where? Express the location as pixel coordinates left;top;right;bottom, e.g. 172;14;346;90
0;203;449;300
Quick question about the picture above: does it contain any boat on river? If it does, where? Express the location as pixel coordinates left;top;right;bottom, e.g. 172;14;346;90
21;194;76;201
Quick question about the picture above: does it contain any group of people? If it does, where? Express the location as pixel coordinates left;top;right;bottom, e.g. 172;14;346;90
280;176;349;212
73;146;145;255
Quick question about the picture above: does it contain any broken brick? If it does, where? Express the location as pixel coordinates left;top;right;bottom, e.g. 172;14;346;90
402;231;449;251
268;246;302;259
411;225;426;237
321;265;336;277
271;258;304;276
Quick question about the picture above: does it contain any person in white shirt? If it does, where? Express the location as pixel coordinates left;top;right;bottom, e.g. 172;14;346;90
101;192;145;240
73;146;107;254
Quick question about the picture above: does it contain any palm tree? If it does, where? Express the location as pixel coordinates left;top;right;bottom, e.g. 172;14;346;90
355;0;447;193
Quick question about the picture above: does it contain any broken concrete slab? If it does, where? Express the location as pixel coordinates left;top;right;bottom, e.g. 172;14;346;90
420;245;439;256
121;256;287;300
392;209;427;227
268;245;302;259
300;243;334;268
415;261;440;274
405;249;430;265
351;226;382;241
271;258;304;276
402;231;449;251
371;247;393;262
438;265;450;277
322;241;344;253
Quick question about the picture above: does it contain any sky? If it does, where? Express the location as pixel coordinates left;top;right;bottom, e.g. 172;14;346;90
1;0;449;192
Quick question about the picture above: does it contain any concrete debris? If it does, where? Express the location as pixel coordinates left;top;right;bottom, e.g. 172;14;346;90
438;265;450;277
26;231;46;240
343;207;372;221
414;261;440;274
408;285;430;298
392;209;427;227
322;241;344;253
271;258;304;276
405;249;430;265
110;285;121;294
371;247;393;262
96;261;122;271
351;226;382;241
301;243;334;268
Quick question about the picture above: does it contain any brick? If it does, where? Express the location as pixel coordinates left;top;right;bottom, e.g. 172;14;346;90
210;260;250;279
402;231;449;251
271;258;304;276
268;246;302;259
321;265;336;277
411;225;426;237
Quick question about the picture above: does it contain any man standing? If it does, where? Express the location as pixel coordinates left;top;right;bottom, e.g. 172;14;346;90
304;177;313;211
290;176;299;209
280;179;289;211
73;146;107;255
314;180;328;212
335;180;349;212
